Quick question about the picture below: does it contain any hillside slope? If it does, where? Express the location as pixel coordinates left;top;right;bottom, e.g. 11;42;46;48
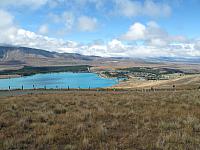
0;46;100;67
1;90;200;149
0;46;200;74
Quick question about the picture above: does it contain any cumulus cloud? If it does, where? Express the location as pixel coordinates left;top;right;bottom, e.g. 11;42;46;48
107;39;126;53
122;21;166;41
0;9;18;44
122;22;146;41
0;0;173;37
77;16;98;32
0;9;199;58
0;9;64;50
121;21;187;47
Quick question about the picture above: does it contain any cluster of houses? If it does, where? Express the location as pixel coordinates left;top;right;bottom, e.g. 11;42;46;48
102;68;183;81
128;72;168;80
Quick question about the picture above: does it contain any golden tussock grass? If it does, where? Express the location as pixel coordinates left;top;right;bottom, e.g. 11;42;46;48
0;90;200;149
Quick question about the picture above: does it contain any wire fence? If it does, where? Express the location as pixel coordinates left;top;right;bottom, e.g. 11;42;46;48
3;84;200;92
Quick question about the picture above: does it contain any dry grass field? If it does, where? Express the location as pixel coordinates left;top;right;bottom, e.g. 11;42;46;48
0;90;200;150
115;74;200;90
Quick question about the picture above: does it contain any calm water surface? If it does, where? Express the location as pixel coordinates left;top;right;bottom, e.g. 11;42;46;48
0;72;118;90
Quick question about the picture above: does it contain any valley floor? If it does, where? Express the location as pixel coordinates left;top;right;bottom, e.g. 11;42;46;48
114;74;200;90
0;90;200;149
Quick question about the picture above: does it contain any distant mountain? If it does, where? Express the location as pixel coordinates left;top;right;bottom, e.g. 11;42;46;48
145;56;200;64
0;46;101;67
0;46;199;72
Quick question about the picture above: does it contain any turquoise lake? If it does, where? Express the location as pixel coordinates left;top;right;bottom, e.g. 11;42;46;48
0;72;118;90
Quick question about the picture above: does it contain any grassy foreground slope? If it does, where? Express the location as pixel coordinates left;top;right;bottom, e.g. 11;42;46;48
0;90;200;149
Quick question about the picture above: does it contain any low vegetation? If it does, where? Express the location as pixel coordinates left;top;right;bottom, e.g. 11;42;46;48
101;67;185;80
0;90;200;149
102;71;128;79
0;65;90;76
121;67;184;74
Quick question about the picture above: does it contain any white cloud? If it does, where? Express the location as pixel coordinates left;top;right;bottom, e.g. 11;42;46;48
122;22;161;42
62;12;75;31
148;38;168;47
143;0;171;17
0;9;65;50
47;0;60;8
48;11;75;33
195;40;200;48
107;39;126;53
0;0;48;9
114;0;142;17
0;9;18;44
121;21;186;47
10;29;65;51
47;0;171;18
113;0;171;18
77;16;98;32
122;22;146;41
49;13;98;33
0;9;199;58
0;9;14;28
54;0;106;10
38;24;49;35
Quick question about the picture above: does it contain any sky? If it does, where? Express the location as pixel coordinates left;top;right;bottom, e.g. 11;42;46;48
0;0;200;58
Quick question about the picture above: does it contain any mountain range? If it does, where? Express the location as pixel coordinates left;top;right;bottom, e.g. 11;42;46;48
0;45;200;72
0;46;102;67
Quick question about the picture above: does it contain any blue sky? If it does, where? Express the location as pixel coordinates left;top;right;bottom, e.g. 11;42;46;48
0;0;200;57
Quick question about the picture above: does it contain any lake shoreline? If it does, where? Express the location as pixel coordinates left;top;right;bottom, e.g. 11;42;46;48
0;74;22;79
0;65;91;78
0;72;118;90
0;71;90;79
